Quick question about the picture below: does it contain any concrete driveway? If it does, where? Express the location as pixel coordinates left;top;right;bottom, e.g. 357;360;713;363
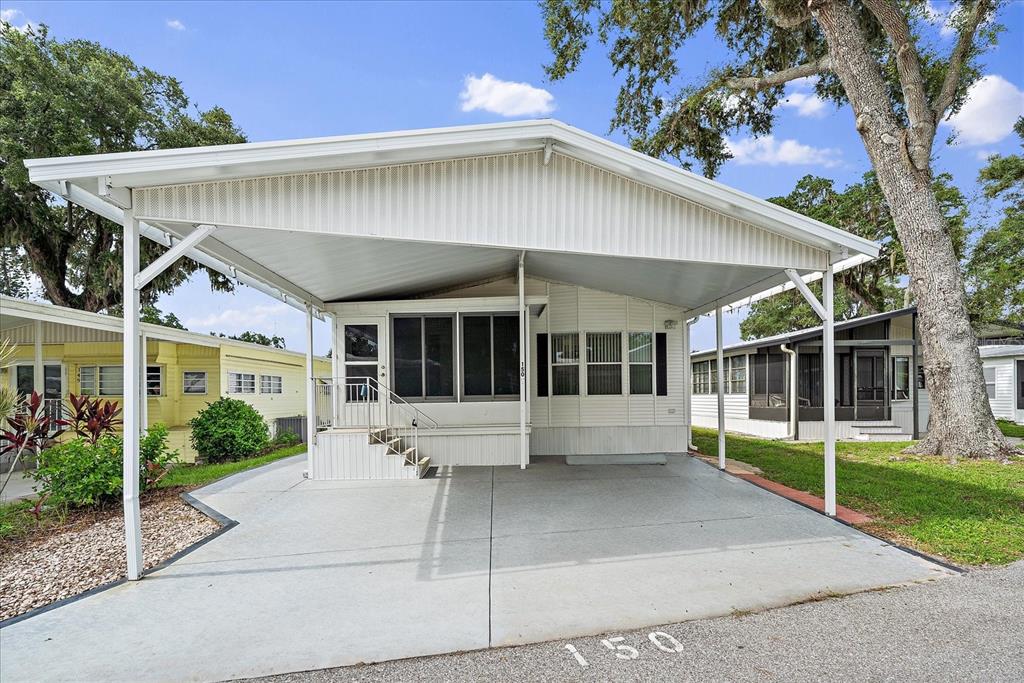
0;454;953;682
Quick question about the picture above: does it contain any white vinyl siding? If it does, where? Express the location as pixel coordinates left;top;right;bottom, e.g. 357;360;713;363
228;372;256;394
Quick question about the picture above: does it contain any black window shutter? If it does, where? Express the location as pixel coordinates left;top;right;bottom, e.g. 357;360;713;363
536;333;549;397
656;333;668;396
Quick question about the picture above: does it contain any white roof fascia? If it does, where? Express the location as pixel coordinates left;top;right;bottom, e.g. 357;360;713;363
26;120;879;262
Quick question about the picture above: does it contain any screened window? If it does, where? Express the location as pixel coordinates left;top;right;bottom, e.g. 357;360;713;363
260;375;283;394
984;366;996;400
750;352;787;408
79;365;124;396
551;333;579;396
892;357;911;400
461;314;520;398
799;353;823;407
146;366;163;396
183;371;207;395
228;372;256;394
586;332;622;395
628;332;653;395
392;316;454;400
692;360;710;394
727;356;747;394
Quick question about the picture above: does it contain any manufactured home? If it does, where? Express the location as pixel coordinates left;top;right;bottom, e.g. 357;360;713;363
0;295;330;461
980;345;1024;425
690;308;927;441
24;119;883;572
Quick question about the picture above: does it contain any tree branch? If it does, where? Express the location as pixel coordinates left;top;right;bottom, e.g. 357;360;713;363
725;56;832;91
862;0;933;171
934;0;993;120
758;0;812;29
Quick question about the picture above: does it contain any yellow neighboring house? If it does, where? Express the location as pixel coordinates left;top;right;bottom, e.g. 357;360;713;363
0;295;330;462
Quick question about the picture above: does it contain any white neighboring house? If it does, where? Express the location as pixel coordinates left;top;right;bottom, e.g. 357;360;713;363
980;345;1024;425
690;307;928;442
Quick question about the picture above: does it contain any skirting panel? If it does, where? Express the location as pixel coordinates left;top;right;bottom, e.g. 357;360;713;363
530;426;688;456
417;432;522;466
313;431;418;480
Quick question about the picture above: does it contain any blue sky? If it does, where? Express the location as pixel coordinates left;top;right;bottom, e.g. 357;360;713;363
6;1;1024;354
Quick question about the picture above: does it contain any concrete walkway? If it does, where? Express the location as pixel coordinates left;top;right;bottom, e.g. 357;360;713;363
0;454;953;682
0;471;36;503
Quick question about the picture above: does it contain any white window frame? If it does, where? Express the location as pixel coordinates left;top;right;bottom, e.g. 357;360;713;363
628;331;653;395
260;374;283;394
227;371;256;394
182;371;208;395
983;366;996;400
78;365;124;396
892;356;911;401
550;332;580;396
585;332;623;396
146;365;164;397
726;356;747;395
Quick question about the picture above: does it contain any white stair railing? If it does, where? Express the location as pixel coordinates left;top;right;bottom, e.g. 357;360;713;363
313;376;438;466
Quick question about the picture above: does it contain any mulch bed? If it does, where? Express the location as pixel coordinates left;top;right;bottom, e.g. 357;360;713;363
0;488;220;621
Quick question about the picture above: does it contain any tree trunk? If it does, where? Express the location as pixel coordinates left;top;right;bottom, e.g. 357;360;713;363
811;0;1014;459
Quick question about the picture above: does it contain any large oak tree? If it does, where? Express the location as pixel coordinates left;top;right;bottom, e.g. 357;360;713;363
0;23;245;312
543;0;1015;458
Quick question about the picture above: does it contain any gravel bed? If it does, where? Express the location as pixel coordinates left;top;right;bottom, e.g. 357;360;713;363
250;560;1024;683
0;490;219;620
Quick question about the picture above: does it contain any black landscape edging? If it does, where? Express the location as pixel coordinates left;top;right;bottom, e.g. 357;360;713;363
0;489;239;630
689;453;966;574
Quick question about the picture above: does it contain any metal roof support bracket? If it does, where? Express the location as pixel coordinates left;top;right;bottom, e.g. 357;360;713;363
785;268;828;321
98;175;132;210
135;224;217;290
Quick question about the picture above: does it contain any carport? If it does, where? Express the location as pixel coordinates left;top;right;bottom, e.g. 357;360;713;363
0;453;952;682
24;119;880;578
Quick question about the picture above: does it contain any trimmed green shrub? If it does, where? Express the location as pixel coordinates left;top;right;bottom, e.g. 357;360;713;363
270;430;301;448
32;424;180;508
189;397;269;463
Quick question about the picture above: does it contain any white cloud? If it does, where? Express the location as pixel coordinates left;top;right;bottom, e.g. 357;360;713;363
975;149;996;161
942;75;1024;146
725;135;842;167
185;302;290;333
779;91;828;118
459;73;555;117
1;8;38;33
924;1;957;37
166;18;186;31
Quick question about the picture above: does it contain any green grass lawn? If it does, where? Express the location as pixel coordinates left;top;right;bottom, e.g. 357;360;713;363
158;443;306;488
692;427;1024;567
0;444;305;542
998;419;1024;438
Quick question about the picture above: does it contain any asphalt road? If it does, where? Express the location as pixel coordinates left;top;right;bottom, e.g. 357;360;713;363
249;559;1024;683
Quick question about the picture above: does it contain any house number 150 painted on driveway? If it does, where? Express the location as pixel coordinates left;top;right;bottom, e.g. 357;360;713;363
563;631;685;667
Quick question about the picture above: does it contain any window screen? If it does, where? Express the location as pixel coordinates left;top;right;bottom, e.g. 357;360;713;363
536;334;549;397
146;366;163;396
228;372;256;394
260;375;283;394
183;371;207;394
628;332;653;395
551;333;579;396
655;333;667;396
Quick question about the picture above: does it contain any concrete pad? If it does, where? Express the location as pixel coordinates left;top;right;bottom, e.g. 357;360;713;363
0;471;37;503
0;454;952;682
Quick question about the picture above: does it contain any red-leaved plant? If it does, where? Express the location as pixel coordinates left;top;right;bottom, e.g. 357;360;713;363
63;393;122;444
0;391;65;499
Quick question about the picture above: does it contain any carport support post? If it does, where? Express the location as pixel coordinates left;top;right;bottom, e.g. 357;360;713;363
716;306;726;470
518;252;527;470
822;263;837;516
683;317;692;450
122;207;144;580
305;304;316;476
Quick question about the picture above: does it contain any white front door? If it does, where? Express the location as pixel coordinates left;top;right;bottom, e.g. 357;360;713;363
338;317;388;427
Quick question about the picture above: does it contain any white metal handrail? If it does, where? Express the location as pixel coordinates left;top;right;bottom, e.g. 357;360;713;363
313;376;438;467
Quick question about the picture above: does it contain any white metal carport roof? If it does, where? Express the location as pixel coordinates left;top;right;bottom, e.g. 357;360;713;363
26;119;878;316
